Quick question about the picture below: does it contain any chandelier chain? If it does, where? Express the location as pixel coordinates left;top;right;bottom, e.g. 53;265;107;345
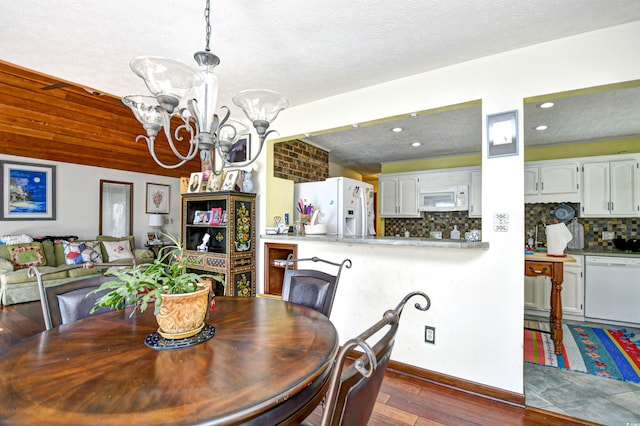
204;0;211;52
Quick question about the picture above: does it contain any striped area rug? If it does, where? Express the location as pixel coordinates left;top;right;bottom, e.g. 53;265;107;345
524;321;640;384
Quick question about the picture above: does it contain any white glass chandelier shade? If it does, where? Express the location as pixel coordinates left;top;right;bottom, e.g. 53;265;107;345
122;95;165;136
130;56;202;112
233;89;289;123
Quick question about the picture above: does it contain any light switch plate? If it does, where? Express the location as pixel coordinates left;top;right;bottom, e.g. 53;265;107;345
494;212;509;232
602;231;614;241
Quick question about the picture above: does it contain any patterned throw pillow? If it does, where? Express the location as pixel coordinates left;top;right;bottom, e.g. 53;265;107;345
101;239;134;261
8;242;47;269
62;241;103;265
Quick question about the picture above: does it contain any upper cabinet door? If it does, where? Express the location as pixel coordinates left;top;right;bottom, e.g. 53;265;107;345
379;176;399;217
539;163;579;195
524;167;539;196
610;160;637;216
582;162;610;216
397;176;419;217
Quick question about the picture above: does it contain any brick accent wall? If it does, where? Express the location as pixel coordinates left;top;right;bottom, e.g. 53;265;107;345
274;140;329;183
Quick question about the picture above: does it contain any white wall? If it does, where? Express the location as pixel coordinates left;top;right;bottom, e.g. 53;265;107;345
259;21;640;394
0;154;181;247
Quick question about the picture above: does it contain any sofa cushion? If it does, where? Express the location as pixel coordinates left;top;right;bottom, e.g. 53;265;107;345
7;243;47;269
101;239;134;261
1;234;33;245
96;236;135;262
1;266;68;285
67;266;104;278
62;241;103;265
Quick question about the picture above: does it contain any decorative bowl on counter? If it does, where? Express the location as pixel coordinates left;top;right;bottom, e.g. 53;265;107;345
304;224;328;235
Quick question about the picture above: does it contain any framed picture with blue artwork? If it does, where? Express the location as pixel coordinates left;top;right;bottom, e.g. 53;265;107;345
0;161;56;220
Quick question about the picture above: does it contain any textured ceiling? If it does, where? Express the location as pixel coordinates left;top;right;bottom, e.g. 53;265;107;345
2;1;640;174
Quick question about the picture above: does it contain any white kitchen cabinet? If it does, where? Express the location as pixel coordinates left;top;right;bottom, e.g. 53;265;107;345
524;255;584;318
524;161;580;203
379;174;420;217
469;169;482;218
581;159;638;217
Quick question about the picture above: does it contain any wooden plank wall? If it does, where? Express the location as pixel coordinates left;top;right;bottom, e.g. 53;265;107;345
0;60;199;178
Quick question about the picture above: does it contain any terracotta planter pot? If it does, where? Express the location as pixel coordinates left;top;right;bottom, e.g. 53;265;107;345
155;283;209;339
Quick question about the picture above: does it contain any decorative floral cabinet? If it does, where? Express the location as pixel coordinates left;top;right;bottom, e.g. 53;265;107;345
181;191;256;297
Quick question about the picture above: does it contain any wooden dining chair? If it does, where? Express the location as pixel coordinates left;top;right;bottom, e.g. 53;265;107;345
314;290;432;426
29;262;133;330
282;254;352;317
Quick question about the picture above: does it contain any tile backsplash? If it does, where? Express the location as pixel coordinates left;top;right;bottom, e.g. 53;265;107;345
524;203;638;249
383;204;637;247
384;212;481;238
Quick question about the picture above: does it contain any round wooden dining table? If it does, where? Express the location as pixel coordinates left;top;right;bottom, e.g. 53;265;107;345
0;297;339;425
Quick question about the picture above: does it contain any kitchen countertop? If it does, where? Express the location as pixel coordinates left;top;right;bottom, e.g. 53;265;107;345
539;248;640;258
260;234;490;249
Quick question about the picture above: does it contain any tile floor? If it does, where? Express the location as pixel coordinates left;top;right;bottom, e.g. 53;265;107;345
524;317;640;426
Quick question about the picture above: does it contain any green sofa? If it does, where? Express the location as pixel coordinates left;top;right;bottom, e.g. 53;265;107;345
0;236;154;306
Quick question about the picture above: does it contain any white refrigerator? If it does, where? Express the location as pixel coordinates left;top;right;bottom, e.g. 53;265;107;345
294;177;375;237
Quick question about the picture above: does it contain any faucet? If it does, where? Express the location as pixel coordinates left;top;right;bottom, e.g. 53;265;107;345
534;221;546;248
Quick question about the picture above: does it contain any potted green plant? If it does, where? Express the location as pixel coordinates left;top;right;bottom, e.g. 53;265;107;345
91;233;223;339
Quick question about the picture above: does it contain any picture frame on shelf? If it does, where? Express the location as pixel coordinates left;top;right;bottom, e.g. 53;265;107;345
193;210;210;224
188;172;203;193
229;135;250;163
221;211;228;225
206;173;222;192
147;232;157;244
220;170;239;191
145;183;170;214
487;110;518;158
1;160;56;220
210;207;223;225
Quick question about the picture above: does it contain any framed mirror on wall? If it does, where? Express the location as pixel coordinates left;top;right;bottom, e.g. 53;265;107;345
100;180;133;237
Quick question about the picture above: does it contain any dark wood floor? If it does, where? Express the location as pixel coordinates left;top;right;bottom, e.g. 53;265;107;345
1;302;595;426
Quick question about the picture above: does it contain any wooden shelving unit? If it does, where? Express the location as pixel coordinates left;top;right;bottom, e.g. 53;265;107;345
181;191;256;297
263;243;297;296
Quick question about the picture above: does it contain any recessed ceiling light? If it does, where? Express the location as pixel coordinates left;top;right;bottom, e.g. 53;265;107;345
534;125;548;131
411;142;421;147
391;127;403;133
538;102;555;109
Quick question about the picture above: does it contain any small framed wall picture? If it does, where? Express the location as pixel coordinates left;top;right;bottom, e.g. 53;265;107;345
188;172;203;193
1;160;56;220
487;110;518;158
146;183;170;214
220;170;239;191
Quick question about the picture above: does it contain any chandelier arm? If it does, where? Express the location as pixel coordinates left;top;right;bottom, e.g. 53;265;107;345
156;111;199;162
137;135;190;169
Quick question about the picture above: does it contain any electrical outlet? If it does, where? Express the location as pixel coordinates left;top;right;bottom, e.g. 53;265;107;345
602;231;614;241
424;326;436;344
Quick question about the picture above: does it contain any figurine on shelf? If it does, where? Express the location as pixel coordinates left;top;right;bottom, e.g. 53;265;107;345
197;233;210;252
242;170;253;193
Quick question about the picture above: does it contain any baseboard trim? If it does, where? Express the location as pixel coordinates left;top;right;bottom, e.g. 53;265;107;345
386;359;526;407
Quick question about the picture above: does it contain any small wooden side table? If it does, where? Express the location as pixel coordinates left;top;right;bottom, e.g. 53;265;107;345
524;252;576;355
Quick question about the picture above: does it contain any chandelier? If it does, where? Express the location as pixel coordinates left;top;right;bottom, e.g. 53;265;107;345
122;0;288;174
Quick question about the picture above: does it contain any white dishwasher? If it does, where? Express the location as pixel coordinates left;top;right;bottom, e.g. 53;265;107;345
585;256;640;325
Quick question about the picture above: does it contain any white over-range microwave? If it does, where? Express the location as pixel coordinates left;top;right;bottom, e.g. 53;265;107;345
419;185;468;212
